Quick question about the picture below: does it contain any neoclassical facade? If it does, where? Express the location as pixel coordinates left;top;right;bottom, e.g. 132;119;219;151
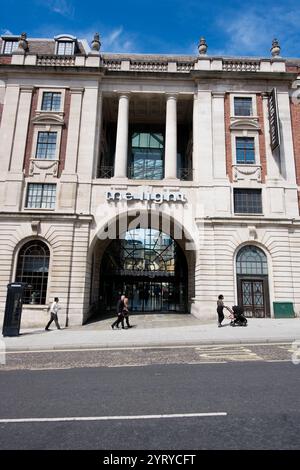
0;33;300;327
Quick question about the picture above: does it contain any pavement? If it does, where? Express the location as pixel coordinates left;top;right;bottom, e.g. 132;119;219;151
1;313;300;351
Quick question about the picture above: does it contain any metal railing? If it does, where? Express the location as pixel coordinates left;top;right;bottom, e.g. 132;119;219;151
178;168;193;181
128;163;164;180
97;166;114;178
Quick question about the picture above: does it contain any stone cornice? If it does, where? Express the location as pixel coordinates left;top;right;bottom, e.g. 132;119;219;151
0;64;297;83
0;212;93;222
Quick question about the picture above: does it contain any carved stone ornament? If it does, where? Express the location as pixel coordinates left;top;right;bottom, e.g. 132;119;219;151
32;112;64;126
12;32;28;54
248;225;257;240
271;38;281;57
91;33;101;51
233;164;262;182
198;37;208;55
230;117;260;131
31;220;40;234
29;159;58;177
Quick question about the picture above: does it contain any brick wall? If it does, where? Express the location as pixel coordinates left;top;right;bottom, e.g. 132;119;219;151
23;89;71;176
256;94;267;183
0;56;12;64
290;93;300;214
23;88;38;175
58;89;70;176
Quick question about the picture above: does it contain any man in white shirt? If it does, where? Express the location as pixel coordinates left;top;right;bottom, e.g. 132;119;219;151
45;297;61;330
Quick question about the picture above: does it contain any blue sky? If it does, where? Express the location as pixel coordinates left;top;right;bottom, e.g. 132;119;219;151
1;0;300;57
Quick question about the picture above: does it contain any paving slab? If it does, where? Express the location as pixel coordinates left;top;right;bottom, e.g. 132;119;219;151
1;316;300;351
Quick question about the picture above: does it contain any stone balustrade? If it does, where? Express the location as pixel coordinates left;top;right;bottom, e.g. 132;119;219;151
8;53;286;73
222;59;261;72
36;55;75;66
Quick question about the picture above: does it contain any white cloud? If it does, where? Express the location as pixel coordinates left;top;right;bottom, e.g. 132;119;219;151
214;7;300;57
38;0;74;18
1;28;13;36
73;26;137;53
102;26;136;53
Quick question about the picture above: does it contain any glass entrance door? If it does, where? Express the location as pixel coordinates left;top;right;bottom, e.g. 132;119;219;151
100;228;188;313
124;280;185;312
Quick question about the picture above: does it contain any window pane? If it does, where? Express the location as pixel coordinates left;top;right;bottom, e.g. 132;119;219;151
41;92;61;111
57;41;73;55
36;132;57;159
236;137;255;164
3;40;18;54
234;189;262;214
26;184;56;209
236;245;268;275
130;132;164;180
15;241;50;304
234;97;253;116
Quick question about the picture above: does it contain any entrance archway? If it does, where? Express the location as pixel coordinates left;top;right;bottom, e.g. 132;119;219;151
236;245;270;318
100;228;188;313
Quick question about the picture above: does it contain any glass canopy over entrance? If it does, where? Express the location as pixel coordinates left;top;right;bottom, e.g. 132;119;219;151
100;229;188;312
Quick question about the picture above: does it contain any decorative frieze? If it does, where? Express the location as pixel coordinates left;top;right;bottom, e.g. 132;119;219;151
232;164;262;182
29;159;59;177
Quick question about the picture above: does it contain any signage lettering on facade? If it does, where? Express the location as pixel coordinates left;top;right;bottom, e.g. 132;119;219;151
106;191;187;204
268;88;281;151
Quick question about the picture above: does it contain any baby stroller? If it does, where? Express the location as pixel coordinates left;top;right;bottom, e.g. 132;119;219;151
230;305;248;327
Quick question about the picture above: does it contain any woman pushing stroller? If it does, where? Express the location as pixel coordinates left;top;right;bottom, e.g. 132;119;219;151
217;295;233;327
217;295;247;327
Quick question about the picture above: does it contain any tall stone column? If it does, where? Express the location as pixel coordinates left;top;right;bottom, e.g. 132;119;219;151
63;87;84;174
10;86;33;172
192;92;200;182
197;89;213;183
0;85;20;172
164;94;178;179
277;90;297;184
114;93;130;178
212;92;227;179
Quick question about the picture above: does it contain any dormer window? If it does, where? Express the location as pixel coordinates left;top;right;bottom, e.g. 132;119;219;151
54;34;76;55
2;37;19;54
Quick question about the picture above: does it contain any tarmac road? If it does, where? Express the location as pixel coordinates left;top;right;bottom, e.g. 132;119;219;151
0;345;300;450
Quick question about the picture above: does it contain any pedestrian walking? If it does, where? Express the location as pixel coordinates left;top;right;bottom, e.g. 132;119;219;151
123;293;132;328
217;294;231;327
111;295;126;329
45;297;61;330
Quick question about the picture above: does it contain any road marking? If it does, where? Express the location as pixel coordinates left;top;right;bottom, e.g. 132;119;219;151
0;412;227;423
266;359;291;363
195;345;264;362
3;342;292;354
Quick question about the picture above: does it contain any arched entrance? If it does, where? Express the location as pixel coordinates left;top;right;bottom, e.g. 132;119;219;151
236;245;270;318
100;228;188;313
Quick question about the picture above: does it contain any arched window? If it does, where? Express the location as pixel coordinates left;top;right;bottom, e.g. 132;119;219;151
15;241;50;304
236;245;268;275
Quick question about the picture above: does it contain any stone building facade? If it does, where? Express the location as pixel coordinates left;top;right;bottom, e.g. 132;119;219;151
0;33;300;327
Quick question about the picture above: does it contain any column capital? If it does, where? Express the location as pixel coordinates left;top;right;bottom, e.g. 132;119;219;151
19;85;34;93
114;91;131;100
70;87;84;94
165;92;178;100
212;91;226;98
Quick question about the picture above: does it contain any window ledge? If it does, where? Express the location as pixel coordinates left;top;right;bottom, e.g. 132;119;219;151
234;212;263;216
